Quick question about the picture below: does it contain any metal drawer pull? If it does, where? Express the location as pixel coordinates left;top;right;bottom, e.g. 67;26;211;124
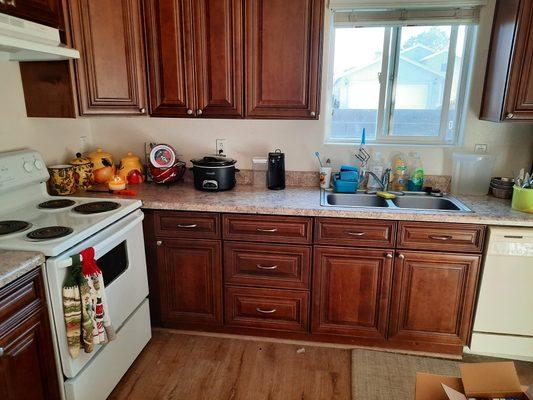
428;235;452;241
256;228;278;233
504;235;523;239
0;347;4;357
256;307;277;314
256;264;278;270
347;231;365;236
177;224;198;228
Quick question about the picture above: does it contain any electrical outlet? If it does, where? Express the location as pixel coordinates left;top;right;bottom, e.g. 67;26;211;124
79;135;89;152
216;139;226;156
474;144;488;153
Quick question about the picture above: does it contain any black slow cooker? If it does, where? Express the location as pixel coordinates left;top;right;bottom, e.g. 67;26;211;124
190;156;237;191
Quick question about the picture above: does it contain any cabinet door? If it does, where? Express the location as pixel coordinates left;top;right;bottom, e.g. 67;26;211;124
312;247;393;339
0;0;60;28
156;239;222;327
69;0;147;115
144;0;196;116
505;0;533;119
0;311;60;400
388;251;481;346
245;0;324;119
192;0;243;118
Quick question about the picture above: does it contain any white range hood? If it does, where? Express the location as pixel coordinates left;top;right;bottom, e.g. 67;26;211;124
0;12;79;61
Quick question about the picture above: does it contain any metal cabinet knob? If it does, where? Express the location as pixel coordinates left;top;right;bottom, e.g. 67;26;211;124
310;111;316;117
139;107;146;113
398;254;405;260
506;113;514;119
156;240;162;246
186;109;194;115
0;347;4;357
197;109;203;116
386;253;393;259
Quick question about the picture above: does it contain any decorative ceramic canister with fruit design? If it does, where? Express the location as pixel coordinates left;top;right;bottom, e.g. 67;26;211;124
70;153;93;189
47;165;77;195
87;148;115;184
118;152;144;184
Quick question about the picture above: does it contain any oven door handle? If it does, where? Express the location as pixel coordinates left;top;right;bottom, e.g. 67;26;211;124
54;211;144;269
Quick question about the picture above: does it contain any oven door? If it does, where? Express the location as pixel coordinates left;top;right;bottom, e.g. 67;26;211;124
45;209;149;379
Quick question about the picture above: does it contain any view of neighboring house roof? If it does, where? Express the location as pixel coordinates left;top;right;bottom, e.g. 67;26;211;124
334;44;448;85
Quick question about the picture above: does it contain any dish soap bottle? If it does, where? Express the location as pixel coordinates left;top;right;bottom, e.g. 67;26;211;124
391;153;409;191
367;152;385;190
407;152;424;191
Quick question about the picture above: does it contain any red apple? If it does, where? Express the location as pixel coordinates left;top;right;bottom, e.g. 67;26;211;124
127;169;143;184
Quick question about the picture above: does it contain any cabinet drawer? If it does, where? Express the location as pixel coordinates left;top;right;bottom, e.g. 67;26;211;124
0;268;42;325
225;286;309;332
224;242;311;290
397;222;486;253
315;218;396;248
222;214;312;244
154;211;220;239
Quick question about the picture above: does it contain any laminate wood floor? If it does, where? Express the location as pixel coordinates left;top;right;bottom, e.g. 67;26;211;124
109;330;352;400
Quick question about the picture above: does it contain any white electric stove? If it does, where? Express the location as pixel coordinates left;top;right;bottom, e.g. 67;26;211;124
0;149;151;400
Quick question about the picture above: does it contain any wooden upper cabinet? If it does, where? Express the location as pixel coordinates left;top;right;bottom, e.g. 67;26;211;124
312;247;393;339
388;251;481;349
480;0;533;121
193;0;244;118
245;0;324;119
69;0;147;115
144;0;244;118
144;0;194;117
0;0;61;28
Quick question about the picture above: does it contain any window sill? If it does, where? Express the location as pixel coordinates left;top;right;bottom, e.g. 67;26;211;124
324;140;457;147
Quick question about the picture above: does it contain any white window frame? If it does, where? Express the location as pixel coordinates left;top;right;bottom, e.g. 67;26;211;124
325;18;477;146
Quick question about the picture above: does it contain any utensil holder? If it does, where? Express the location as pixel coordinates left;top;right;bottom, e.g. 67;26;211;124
512;186;533;213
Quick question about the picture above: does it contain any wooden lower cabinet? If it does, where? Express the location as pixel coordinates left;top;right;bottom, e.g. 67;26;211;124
312;247;393;339
0;270;60;400
225;286;309;332
146;210;485;355
156;238;223;327
388;251;481;347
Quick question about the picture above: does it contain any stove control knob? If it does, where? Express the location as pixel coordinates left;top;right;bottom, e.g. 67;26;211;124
34;160;44;170
23;162;33;173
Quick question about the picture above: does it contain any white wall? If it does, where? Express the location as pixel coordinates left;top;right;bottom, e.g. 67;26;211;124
0;62;92;165
0;0;531;175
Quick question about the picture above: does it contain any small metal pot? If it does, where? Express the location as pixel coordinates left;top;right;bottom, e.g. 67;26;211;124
190;156;237;191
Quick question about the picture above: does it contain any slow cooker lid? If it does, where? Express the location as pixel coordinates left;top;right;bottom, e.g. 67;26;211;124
191;155;236;167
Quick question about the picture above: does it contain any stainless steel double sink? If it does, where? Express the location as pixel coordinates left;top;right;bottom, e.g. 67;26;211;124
321;190;472;212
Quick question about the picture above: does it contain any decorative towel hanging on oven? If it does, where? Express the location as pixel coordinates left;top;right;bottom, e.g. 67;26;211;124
80;247;116;345
62;254;83;358
62;248;116;359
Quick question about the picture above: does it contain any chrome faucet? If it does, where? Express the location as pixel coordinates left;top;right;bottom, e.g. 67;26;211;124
366;168;391;191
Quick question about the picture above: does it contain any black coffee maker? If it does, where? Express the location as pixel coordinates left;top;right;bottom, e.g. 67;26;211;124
267;149;285;190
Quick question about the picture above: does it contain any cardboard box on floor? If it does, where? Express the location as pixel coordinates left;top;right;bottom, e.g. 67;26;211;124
415;362;533;400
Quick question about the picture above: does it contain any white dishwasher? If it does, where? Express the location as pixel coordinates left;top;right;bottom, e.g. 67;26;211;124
467;226;533;361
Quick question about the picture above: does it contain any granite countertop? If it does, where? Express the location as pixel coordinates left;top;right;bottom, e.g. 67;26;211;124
87;183;532;227
0;250;44;289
